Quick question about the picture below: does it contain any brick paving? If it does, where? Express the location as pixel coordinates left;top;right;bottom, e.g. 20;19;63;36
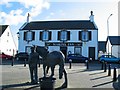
0;60;120;90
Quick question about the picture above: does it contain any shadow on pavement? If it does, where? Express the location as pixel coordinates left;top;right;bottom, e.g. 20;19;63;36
92;80;113;87
90;75;109;80
89;71;105;75
1;82;39;90
113;81;120;90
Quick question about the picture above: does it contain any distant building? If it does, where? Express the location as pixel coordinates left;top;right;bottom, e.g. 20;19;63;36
98;41;107;57
18;11;98;60
106;36;120;58
0;25;17;56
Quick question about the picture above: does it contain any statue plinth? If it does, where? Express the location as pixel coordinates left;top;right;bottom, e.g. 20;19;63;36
39;77;56;90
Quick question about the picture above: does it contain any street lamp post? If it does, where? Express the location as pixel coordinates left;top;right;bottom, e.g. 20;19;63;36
107;14;113;56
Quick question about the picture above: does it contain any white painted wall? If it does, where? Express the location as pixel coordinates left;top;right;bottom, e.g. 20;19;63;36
0;26;16;56
112;45;120;58
18;29;98;59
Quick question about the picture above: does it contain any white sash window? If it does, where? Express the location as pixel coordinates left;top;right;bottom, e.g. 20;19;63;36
61;31;67;41
42;31;49;41
82;31;89;42
27;31;32;41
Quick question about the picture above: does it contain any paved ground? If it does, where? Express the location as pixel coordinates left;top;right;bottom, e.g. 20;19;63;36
0;60;120;90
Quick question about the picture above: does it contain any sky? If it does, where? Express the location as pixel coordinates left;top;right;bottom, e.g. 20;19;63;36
0;0;119;49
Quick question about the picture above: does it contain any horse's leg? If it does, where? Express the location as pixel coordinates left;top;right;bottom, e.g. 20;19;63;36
61;69;68;88
46;66;49;74
59;60;64;79
50;66;55;78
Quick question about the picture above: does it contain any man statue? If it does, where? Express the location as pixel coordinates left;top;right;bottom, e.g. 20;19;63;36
28;47;39;84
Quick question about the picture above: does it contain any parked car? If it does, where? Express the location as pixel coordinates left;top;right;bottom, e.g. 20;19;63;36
99;55;120;63
15;52;29;61
66;54;89;63
0;53;13;60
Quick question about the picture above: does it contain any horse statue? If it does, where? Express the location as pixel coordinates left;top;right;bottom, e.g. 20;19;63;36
34;45;68;88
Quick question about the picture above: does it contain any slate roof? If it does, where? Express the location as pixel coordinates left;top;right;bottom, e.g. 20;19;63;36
98;41;106;52
0;25;8;37
20;20;98;30
108;36;120;45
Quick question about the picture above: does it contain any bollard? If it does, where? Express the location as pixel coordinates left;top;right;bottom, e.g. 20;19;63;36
69;59;72;69
11;58;14;66
108;64;111;76
39;77;56;90
86;60;89;69
101;61;104;70
104;62;107;72
113;67;117;82
24;59;26;67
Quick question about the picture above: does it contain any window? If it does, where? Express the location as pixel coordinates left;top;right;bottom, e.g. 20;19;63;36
74;47;82;54
27;31;32;41
26;46;32;54
39;31;52;41
82;31;88;42
7;32;9;36
58;31;70;41
79;31;92;41
24;31;35;41
61;31;67;41
43;31;49;41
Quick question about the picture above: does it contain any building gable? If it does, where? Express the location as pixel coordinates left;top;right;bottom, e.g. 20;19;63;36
0;25;8;37
108;36;120;45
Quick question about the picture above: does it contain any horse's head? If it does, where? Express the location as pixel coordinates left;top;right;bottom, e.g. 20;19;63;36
35;45;48;59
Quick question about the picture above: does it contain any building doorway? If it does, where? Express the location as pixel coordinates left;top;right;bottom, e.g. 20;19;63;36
89;47;95;60
60;46;67;59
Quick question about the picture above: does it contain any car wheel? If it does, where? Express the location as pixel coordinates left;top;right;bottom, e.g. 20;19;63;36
101;59;105;63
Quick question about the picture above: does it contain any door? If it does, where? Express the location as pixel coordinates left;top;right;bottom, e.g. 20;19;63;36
89;47;95;60
60;46;67;59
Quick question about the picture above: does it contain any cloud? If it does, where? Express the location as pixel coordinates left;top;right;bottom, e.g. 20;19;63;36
0;0;50;25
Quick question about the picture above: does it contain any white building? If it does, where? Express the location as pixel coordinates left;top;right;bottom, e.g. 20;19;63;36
106;36;120;58
0;25;17;56
18;11;98;60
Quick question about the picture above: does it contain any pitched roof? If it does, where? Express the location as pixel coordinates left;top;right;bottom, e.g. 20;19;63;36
98;41;106;52
108;36;120;45
20;20;98;30
0;25;8;37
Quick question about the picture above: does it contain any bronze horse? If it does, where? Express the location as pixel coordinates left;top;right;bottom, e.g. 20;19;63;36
34;45;67;88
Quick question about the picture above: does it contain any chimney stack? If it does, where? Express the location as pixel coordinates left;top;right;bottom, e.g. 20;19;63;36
27;13;30;23
89;11;94;22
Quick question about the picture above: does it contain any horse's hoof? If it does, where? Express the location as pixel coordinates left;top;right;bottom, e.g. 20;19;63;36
61;82;67;88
